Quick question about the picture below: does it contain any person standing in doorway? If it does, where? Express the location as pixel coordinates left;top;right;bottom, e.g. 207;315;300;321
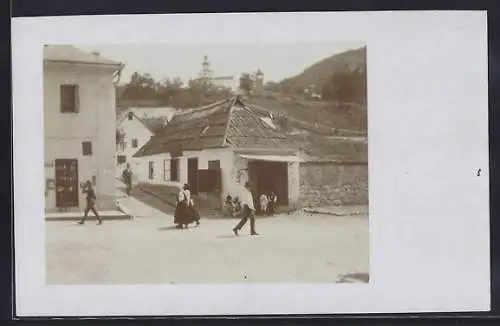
232;182;259;236
122;164;133;196
78;180;102;225
267;191;278;216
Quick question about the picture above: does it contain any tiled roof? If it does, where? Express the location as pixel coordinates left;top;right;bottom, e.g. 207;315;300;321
141;117;168;134
43;45;121;66
134;96;298;157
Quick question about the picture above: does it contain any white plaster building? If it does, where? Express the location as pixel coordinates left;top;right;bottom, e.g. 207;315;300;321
115;108;175;180
43;45;123;213
133;96;303;208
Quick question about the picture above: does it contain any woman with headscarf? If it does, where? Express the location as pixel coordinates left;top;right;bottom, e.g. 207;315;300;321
174;184;189;229
174;184;199;229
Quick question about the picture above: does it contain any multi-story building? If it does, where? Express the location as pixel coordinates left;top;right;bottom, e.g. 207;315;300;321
43;45;123;213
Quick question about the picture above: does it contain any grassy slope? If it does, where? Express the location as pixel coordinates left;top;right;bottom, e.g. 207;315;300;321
278;46;367;94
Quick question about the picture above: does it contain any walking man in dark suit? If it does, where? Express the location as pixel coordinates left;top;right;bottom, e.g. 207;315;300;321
232;181;259;236
78;180;102;225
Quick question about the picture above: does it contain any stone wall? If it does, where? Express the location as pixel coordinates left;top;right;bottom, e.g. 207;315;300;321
299;162;368;207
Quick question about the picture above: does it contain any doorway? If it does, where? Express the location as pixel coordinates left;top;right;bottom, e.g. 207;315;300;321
187;157;199;195
55;159;79;208
248;160;289;207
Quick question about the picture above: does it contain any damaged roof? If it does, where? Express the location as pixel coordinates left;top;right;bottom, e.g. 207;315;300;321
133;96;299;157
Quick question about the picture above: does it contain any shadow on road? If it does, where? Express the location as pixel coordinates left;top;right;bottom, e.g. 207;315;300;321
215;234;237;239
157;225;182;231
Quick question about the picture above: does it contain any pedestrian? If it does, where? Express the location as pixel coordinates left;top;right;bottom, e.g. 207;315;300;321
232;182;259;236
174;185;189;229
223;195;233;217
259;192;269;215
232;196;242;217
78;180;102;225
122;164;133;196
267;191;278;216
174;184;199;229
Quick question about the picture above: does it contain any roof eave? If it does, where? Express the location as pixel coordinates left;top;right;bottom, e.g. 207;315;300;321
44;59;123;69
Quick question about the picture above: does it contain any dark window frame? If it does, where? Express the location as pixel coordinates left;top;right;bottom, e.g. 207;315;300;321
170;158;180;182
117;155;127;164
60;84;80;113
82;141;92;156
132;139;139;148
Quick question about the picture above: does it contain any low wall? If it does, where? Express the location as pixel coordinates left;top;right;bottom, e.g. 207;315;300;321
299;161;368;207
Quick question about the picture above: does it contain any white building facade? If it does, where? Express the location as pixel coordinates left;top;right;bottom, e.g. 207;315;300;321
44;45;123;213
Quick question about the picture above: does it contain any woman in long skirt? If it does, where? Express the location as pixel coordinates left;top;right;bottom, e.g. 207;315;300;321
174;185;190;229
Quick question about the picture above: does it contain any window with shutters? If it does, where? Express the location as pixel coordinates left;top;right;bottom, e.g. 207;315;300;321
170;158;180;181
60;84;79;113
148;161;155;180
163;159;170;181
82;141;92;156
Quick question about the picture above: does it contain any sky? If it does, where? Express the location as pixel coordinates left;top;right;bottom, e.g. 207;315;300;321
78;42;364;85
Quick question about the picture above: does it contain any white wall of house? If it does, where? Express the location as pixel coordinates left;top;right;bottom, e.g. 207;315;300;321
44;63;117;212
137;148;234;198
116;113;153;178
136;148;301;206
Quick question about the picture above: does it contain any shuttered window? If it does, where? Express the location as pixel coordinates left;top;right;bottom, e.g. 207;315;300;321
170;158;180;181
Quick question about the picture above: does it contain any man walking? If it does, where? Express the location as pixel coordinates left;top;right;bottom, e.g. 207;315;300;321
232;181;259;236
78;180;102;225
122;164;133;196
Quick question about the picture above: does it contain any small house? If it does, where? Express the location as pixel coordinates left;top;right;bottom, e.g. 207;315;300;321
133;96;303;208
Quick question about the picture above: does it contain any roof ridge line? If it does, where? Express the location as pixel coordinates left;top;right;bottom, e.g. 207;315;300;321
220;96;239;147
176;97;233;116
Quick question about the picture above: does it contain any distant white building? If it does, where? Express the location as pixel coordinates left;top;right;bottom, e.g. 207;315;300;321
116;107;176;179
194;55;238;92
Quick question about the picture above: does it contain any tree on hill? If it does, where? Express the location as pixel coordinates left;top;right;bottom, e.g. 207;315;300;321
321;66;367;105
120;72;158;101
277;46;367;101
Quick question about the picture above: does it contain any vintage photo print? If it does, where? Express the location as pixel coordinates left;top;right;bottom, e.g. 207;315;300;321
12;11;489;316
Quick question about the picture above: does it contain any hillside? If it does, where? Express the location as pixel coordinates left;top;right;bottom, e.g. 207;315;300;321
247;95;367;133
278;46;367;95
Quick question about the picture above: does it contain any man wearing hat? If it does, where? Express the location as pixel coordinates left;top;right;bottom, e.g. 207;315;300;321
232;181;258;236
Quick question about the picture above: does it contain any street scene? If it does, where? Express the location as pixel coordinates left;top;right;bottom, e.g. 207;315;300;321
44;42;369;285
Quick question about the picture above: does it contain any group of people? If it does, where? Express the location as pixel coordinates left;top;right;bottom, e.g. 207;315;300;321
224;190;278;217
77;164;264;236
258;191;278;216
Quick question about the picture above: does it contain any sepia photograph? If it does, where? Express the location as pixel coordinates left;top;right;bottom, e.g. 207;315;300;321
13;11;489;316
43;42;369;285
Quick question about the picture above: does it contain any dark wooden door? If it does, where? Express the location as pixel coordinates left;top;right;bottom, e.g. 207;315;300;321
187;157;199;194
55;159;79;207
